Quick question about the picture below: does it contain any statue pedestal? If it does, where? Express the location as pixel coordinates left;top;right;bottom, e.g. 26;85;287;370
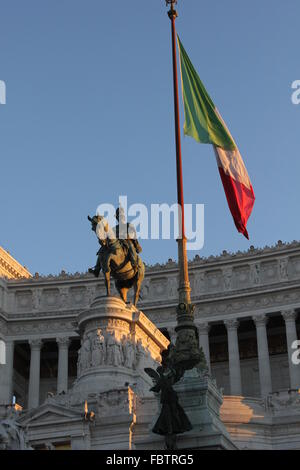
17;296;235;450
131;370;237;450
173;370;237;450
72;296;169;397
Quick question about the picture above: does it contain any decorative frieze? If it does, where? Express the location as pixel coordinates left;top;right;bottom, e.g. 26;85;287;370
77;329;137;375
250;263;261;286
223;267;233;291
4;242;300;317
59;287;69;309
32;289;42;311
193;272;205;295
42;289;60;309
167;276;178;298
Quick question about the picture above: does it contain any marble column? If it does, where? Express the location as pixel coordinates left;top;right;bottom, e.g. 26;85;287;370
198;322;211;373
57;337;70;394
282;309;300;389
253;315;272;396
224;319;242;396
0;340;15;405
28;339;43;409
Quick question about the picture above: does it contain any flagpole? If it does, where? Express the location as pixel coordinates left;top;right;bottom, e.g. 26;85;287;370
166;0;202;371
168;0;191;307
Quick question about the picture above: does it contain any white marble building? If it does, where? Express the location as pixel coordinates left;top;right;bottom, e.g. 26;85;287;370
1;240;300;449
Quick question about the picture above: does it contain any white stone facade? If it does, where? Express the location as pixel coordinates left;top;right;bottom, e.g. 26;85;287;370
1;240;300;449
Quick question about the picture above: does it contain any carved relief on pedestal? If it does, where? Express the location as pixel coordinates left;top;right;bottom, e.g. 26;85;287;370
91;329;106;367
122;335;136;369
77;333;92;375
96;388;131;417
77;328;145;375
134;323;161;363
106;331;123;367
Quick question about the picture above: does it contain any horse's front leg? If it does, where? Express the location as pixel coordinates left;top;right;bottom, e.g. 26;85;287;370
134;259;145;306
104;270;111;297
104;251;115;297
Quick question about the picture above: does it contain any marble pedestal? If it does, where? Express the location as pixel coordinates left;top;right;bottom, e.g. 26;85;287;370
132;370;237;450
72;295;169;398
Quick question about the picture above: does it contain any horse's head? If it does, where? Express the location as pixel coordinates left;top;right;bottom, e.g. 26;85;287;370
94;216;116;246
88;215;103;233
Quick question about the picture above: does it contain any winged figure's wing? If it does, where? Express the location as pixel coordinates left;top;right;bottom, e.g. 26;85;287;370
144;368;160;382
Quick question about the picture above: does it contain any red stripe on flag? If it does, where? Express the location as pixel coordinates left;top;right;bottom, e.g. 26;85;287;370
218;167;255;239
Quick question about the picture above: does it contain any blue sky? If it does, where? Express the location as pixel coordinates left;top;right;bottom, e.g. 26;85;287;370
0;0;299;275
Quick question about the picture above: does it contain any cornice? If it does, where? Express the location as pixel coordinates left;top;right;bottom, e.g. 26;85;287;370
6;239;300;287
0;247;32;279
147;240;300;271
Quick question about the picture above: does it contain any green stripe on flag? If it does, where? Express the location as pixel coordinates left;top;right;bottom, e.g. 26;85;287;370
177;36;236;151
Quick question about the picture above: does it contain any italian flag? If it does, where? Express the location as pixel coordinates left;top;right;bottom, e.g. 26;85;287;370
177;36;255;239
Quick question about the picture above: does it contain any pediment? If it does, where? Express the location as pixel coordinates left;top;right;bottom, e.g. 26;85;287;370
19;403;83;426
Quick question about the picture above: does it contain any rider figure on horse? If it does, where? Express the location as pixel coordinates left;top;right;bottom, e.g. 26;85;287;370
88;207;142;277
88;209;145;306
114;206;142;271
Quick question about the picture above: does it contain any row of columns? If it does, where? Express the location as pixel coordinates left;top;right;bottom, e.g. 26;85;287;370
198;309;300;397
0;337;70;408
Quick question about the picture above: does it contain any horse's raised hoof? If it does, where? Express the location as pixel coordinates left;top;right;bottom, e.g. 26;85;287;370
88;268;99;277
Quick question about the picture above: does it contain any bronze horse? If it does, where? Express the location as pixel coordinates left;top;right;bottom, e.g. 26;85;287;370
88;215;145;306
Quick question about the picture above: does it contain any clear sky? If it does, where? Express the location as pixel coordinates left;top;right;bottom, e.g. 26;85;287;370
0;0;299;276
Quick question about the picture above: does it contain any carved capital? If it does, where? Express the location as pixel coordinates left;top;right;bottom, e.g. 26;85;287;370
29;338;43;349
197;322;210;335
224;319;239;330
282;309;297;322
252;314;268;327
56;336;70;348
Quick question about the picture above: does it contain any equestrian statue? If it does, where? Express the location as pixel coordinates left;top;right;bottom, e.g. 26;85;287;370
88;207;145;306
